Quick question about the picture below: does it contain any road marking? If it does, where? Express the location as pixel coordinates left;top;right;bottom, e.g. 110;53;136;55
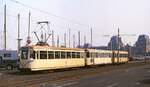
107;83;118;87
55;82;78;87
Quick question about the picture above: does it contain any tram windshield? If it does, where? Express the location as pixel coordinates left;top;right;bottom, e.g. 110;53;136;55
21;47;35;59
21;47;28;59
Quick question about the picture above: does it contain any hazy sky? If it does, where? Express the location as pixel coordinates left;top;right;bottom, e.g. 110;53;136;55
0;0;150;50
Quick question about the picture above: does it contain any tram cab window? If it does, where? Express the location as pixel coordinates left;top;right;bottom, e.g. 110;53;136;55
67;52;71;58
21;49;28;59
55;51;60;59
48;51;54;59
40;51;47;59
61;52;66;59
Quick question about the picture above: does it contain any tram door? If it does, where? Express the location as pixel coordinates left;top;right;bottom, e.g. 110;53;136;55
85;50;94;65
112;51;115;64
90;52;94;65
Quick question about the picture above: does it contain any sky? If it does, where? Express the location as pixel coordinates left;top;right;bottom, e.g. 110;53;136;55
0;0;150;50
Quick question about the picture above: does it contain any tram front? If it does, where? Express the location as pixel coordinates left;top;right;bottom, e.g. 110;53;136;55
19;46;35;71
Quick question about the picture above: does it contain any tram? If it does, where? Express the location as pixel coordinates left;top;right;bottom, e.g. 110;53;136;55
19;45;85;71
19;44;128;71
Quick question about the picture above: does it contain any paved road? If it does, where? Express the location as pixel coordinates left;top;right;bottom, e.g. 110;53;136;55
40;64;150;87
0;61;150;87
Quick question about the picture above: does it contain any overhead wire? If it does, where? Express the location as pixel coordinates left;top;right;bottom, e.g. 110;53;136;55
8;0;91;28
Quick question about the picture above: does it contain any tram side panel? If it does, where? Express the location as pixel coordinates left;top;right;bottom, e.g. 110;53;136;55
28;59;85;71
94;51;112;65
85;49;113;66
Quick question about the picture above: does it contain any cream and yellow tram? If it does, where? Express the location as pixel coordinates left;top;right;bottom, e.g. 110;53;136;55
19;45;85;71
112;51;129;63
85;49;113;65
85;49;129;65
19;44;129;71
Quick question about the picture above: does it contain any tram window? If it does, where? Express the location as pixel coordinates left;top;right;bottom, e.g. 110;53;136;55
95;53;98;58
55;51;60;59
103;53;106;57
109;53;112;58
101;53;104;57
61;52;66;59
86;52;90;58
103;53;109;58
123;54;127;58
48;51;54;59
119;54;121;58
98;53;102;58
114;53;117;57
40;51;47;59
37;51;39;59
67;52;71;58
21;50;28;59
91;53;93;58
72;52;76;58
80;52;84;58
90;53;93;58
77;52;80;58
30;50;35;59
91;53;94;58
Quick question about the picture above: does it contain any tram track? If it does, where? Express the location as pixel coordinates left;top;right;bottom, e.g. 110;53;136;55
0;61;149;87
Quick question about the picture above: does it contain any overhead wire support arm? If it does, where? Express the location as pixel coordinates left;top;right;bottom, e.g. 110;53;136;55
33;31;40;42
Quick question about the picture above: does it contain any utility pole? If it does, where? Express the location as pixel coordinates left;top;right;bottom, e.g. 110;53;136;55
91;28;93;48
64;33;66;47
69;29;71;48
4;5;6;50
145;38;147;63
73;34;75;48
78;31;80;48
26;12;31;45
57;35;59;47
117;28;120;64
17;14;22;52
84;36;86;45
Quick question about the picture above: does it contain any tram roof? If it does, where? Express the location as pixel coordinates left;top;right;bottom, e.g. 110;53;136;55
21;45;84;51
